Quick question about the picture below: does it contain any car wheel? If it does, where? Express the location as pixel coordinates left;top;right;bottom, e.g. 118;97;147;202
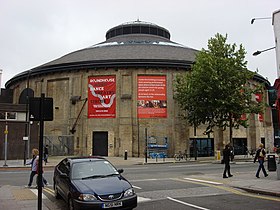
68;197;75;210
54;183;61;199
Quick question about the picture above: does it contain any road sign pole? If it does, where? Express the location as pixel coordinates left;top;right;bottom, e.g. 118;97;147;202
37;94;45;210
28;94;53;210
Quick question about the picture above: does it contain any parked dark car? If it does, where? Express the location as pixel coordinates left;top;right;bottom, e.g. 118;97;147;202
53;157;137;210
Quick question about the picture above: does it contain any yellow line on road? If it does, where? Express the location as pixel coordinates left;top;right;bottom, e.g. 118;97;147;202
43;187;55;196
170;178;280;202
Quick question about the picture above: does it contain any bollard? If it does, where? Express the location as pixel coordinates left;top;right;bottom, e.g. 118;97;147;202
217;150;221;161
124;150;128;160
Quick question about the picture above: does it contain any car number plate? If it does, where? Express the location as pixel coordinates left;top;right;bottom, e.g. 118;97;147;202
102;201;122;208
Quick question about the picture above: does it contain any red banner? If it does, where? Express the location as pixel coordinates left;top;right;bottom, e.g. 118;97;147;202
137;75;167;118
88;75;116;118
255;93;262;102
258;113;263;122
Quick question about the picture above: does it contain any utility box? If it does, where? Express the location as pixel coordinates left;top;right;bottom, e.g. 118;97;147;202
267;155;276;171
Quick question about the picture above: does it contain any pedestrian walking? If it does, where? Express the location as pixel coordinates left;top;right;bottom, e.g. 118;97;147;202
36;164;49;187
26;148;39;188
254;143;268;178
26;148;49;188
44;144;49;165
222;144;233;178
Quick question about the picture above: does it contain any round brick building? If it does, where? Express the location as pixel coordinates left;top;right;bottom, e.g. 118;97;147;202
6;20;273;158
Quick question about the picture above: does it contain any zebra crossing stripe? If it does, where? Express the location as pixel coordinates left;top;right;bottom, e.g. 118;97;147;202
30;189;47;199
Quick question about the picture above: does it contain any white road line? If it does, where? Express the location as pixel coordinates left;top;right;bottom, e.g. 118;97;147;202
138;196;151;203
184;178;222;185
167;197;210;210
132;185;142;189
124;167;149;170
131;178;159;182
169;164;208;168
30;189;47;199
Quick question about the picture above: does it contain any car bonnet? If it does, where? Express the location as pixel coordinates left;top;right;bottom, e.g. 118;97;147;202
72;176;132;195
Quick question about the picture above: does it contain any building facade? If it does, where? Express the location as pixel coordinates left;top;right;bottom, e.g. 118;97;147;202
4;21;274;159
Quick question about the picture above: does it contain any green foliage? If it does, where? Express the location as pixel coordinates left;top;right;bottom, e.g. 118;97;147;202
174;33;265;135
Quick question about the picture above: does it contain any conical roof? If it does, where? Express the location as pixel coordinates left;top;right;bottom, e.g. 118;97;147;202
6;21;198;88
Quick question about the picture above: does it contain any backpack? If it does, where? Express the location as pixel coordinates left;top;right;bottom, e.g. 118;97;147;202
259;149;264;157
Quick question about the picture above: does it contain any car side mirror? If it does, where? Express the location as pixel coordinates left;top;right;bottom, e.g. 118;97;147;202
60;173;69;178
117;169;124;174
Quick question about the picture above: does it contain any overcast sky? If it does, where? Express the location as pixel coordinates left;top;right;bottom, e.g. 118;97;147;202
0;0;279;88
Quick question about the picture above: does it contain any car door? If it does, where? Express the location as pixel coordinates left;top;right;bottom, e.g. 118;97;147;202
57;160;71;200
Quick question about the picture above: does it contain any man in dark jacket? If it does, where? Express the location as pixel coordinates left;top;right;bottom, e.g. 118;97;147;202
254;143;268;178
222;144;233;178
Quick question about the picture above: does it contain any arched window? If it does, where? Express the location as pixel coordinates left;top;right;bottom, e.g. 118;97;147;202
19;88;34;104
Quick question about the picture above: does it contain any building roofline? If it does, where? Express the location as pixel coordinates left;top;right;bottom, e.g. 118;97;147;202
5;59;193;88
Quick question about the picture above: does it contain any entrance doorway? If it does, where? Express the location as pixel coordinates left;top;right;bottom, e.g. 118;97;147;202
190;138;214;157
233;138;247;155
92;132;108;156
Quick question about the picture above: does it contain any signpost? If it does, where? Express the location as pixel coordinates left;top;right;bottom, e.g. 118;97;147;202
29;94;53;210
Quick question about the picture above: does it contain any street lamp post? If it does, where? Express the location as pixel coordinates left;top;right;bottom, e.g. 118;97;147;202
251;17;271;24
253;47;276;56
23;70;31;165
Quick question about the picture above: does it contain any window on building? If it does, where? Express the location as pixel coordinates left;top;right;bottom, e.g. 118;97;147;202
7;112;17;120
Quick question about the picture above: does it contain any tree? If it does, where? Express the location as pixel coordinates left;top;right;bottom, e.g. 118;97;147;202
174;33;264;144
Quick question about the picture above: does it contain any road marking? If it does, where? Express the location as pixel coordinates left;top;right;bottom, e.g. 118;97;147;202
169;164;208;168
131;178;159;182
184;178;223;185
167;197;210;210
172;178;280;202
138;196;151;202
30;189;47;199
34;186;151;204
124;167;149;170
132;185;142;189
44;187;55;196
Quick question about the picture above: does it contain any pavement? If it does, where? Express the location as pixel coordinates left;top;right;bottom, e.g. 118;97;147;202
0;155;279;209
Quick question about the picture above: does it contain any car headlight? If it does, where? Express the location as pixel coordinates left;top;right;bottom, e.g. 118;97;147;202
124;188;134;197
78;194;97;201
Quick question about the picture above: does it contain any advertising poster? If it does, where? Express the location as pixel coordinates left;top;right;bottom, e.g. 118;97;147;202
137;75;167;118
88;75;116;118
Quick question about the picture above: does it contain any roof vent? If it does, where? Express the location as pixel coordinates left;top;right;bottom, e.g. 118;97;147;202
106;21;170;40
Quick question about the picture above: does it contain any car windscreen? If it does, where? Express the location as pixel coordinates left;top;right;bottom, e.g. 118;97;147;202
71;160;119;180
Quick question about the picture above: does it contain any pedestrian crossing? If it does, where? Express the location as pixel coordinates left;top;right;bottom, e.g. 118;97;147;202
30;177;228;205
28;176;280;206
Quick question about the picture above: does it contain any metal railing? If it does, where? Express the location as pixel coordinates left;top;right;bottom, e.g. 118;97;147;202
43;135;74;156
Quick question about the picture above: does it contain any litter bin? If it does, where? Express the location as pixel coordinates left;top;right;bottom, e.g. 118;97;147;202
267;155;276;171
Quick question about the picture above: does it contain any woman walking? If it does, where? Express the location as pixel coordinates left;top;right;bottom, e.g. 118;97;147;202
26;148;39;188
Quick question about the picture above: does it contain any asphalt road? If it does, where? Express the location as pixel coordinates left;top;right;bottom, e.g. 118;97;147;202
1;162;279;210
